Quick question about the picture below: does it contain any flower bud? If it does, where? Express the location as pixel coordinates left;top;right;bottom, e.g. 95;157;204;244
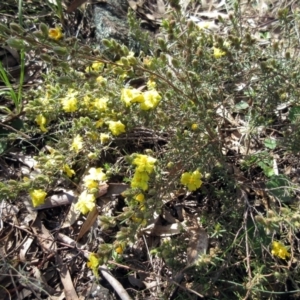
272;41;279;52
187;20;194;32
0;23;9;34
40;53;52;63
39;23;49;37
113;67;124;74
254;215;265;224
192;59;198;67
79;45;92;54
10;23;24;34
101;39;111;48
166;70;173;79
53;46;68;56
159;52;167;63
285;51;291;59
6;38;25;50
169;19;176;27
32;30;44;39
121;57;129;66
157;37;166;50
171;58;180;68
121;45;129;56
127;56;137;65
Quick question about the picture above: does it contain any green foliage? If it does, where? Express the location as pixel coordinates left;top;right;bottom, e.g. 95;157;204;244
0;49;25;115
2;1;300;299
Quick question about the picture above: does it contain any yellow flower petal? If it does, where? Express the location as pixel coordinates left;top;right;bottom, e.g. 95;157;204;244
121;88;144;107
135;193;145;203
30;189;47;207
131;171;149;191
74;190;95;214
100;133;110;144
62;164;75;177
271;241;290;259
93;97;108;112
70;135;83;153
213;47;226;59
48;27;63;40
191;123;198;130
181;170;202;191
107;120;126;136
140;90;161;110
87;167;107;181
35;114;47;132
87;253;101;277
61;97;77;112
132;154;156;174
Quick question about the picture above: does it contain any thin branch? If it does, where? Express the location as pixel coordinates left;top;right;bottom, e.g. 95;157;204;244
100;265;132;300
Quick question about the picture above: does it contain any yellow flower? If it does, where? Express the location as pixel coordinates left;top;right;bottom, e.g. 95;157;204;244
135;193;145;203
143;57;153;67
87;152;97;160
95;119;104;128
191;123;198;130
62;164;75;177
74;190;95;214
48;27;63;40
61;97;77;112
83;178;98;190
271;241;290;259
87;253;101;277
213;47;226;58
44;157;56;168
70;135;83;153
83;95;92;109
87;131;98;141
93;97;108;112
30;189;47;207
181;170;202;191
92;62;104;71
87;167;107;181
85;61;104;73
100;133;110;144
131;171;149;191
131;215;145;224
121;88;144;107
115;244;124;254
147;79;156;89
107;120;126;136
132;154;156;174
35;114;47;132
96;76;107;85
197;22;211;30
140;90;161;110
83;168;107;190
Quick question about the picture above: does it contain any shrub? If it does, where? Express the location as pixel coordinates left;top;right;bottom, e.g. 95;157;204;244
1;2;300;298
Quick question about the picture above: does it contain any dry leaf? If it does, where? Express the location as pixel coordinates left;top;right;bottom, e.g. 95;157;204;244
76;206;99;241
187;227;208;265
67;0;89;13
32;190;75;210
19;236;35;262
143;223;183;236
128;274;146;289
31;214;56;253
56;254;79;300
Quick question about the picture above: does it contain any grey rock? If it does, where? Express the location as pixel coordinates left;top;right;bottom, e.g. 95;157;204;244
93;0;130;49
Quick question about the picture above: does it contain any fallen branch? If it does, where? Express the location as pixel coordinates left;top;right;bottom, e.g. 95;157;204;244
100;265;132;300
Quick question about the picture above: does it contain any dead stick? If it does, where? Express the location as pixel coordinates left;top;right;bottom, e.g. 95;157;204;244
100;265;132;300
